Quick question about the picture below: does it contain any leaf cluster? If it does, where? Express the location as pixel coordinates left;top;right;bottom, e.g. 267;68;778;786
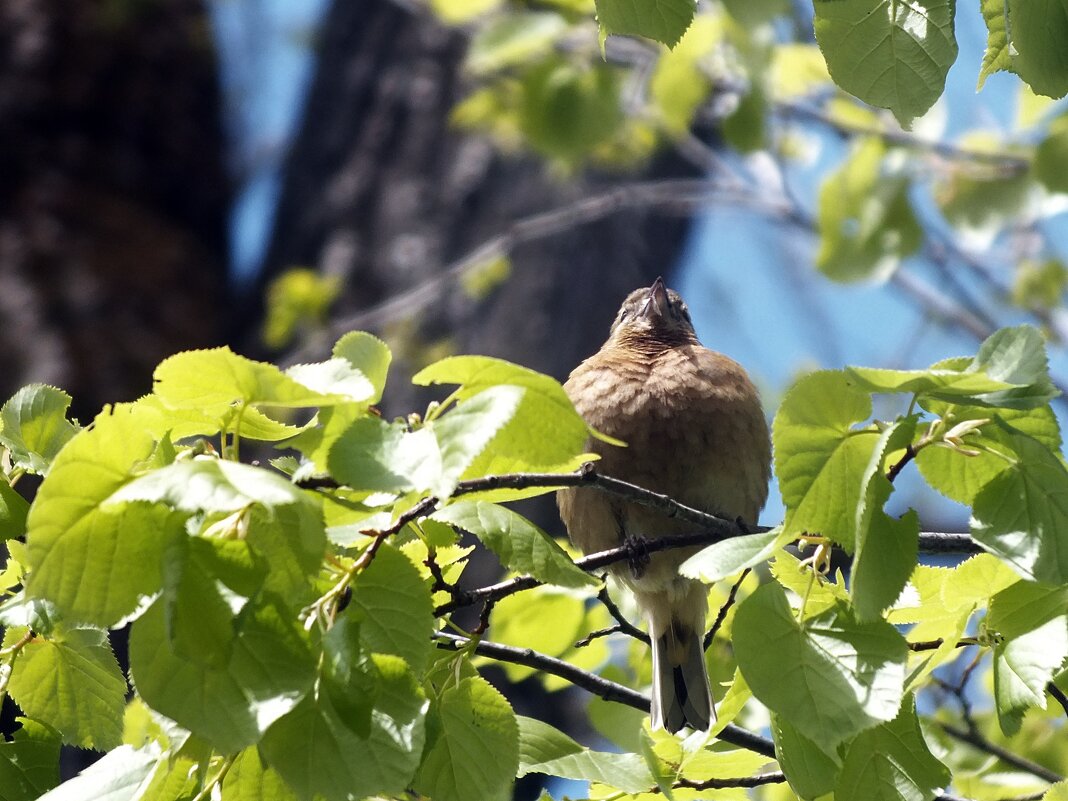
0;326;1064;801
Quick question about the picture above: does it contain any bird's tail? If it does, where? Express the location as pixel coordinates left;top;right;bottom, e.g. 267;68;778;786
649;613;714;733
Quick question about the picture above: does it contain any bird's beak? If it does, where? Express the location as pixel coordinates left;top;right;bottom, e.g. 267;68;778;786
640;276;670;320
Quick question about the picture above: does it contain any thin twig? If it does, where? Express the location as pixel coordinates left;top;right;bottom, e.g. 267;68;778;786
938;722;1064;784
907;638;978;652
593;585;649;644
886;444;917;483
575;624;632;648
703;568;750;651
1047;682;1068;719
674;772;786;790
431;630;776;758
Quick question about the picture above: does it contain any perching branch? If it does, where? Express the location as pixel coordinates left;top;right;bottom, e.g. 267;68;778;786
431;630;777;759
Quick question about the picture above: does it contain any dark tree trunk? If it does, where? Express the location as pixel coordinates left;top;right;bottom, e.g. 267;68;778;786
0;0;231;421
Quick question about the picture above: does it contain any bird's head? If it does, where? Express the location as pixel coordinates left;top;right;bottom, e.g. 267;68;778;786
608;276;697;349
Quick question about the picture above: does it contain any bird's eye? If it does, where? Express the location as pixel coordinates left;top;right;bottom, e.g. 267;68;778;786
619;310;630;322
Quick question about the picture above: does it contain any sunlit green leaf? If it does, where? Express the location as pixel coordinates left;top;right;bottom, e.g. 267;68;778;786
6;626;126;750
223;748;299;801
434;501;596;588
816;138;923;281
333;331;391;405
35;746;157;801
349;544;434;674
518;59;623;162
993;613;1068;735
772;714;840;799
129;597;316;753
414;677;519;801
733;582;907;747
1007;0;1068;99
466;12;567;76
813;0;957;126
0;718;60;801
978;0;1012;88
260;655;427;801
835;695;949;801
594;0;695;48
970;423;1068;584
0;385;78;476
0;481;29;542
773;370;876;547
680;527;791;583
517;716;652;793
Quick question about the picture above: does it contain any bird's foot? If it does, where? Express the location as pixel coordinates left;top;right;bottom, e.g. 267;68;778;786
624;533;651;579
735;516;751;535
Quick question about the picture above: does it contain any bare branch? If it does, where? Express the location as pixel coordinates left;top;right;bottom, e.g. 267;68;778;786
431;630;776;759
1047;681;1068;719
704;568;750;651
938;722;1064;784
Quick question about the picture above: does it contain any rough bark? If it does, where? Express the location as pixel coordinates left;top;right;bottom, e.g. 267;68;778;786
0;0;231;421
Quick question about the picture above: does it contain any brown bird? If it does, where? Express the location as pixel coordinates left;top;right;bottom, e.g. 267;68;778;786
557;277;771;733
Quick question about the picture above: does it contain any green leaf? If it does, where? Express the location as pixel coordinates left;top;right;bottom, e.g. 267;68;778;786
846;367;1015;398
260;655;427;801
1035;114;1068;194
330;387;524;498
970;424;1068;584
835;695;949;801
261;268;340;350
7;627;126;750
153;347;347;413
26;406;184;625
648;17;719;134
518;59;623;163
517;716;652;794
0;385;78;477
1007;0;1068;99
978;0;1012;88
853;510;919;622
988;580;1068;639
433;386;525;496
321;616;377;738
680;527;791;583
414;356;592;480
917;405;1060;504
107;459;310;513
0;481;29;541
414;677;518;801
993;613;1068;735
223;748;299;801
772;714;840;800
489;589;588;682
329;416;439;494
969;325;1058;408
594;0;695;48
333;331;391;404
161;536;263;668
773;370;877;547
283;359;376;404
0;719;60;801
349;543;434;673
813;0;957;126
816;138;923;281
733;582;907;747
466;12;568;76
129;597;316;753
35;745;157;801
434;501;596;588
722;85;767;153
